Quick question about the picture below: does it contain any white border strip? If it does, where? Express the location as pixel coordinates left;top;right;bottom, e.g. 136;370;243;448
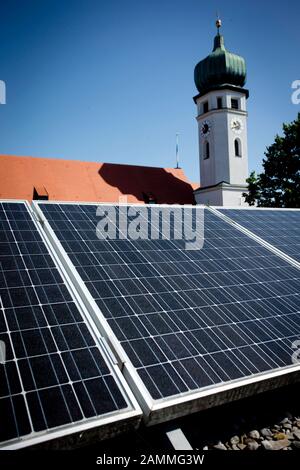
211;206;300;211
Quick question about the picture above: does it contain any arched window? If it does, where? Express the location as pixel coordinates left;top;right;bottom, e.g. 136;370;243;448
235;138;242;157
204;141;210;160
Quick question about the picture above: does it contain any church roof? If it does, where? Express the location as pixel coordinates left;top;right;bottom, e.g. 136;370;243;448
194;27;247;96
0;154;197;204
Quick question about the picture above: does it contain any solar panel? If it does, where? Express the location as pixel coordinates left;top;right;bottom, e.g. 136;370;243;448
214;208;300;264
34;202;300;422
0;201;140;449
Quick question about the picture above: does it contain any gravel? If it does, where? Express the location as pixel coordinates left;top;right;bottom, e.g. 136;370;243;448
207;413;300;451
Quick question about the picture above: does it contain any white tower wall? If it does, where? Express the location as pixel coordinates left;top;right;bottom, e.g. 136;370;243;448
194;88;249;206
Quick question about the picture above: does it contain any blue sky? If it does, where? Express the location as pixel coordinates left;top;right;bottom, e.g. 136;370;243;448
0;0;299;183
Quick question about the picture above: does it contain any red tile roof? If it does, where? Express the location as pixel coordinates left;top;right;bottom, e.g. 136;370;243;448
0;155;197;204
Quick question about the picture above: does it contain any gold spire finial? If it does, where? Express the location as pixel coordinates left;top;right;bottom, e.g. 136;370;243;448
216;18;222;30
216;12;222;33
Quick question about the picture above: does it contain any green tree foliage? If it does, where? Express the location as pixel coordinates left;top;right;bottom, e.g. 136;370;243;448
246;113;300;207
243;171;259;206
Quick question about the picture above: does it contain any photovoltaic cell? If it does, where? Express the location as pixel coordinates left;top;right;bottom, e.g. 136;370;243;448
36;203;300;403
0;202;131;448
217;209;300;263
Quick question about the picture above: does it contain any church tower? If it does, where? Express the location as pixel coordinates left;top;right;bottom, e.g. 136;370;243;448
193;20;249;206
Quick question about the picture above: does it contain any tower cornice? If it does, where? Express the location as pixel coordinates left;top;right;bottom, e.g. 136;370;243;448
193;85;249;104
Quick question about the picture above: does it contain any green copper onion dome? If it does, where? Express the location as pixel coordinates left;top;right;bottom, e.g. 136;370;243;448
194;21;246;95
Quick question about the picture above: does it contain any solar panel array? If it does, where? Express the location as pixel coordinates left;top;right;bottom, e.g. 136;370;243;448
0;202;133;448
37;203;300;403
217;209;300;263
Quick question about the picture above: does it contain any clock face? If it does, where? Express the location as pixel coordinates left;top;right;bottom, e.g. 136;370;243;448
231;118;244;134
201;120;211;136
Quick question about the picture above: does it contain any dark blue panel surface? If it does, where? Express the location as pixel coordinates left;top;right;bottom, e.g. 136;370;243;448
38;203;300;401
218;209;300;263
0;202;128;447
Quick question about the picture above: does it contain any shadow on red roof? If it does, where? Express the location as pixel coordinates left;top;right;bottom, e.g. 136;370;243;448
0;155;197;204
